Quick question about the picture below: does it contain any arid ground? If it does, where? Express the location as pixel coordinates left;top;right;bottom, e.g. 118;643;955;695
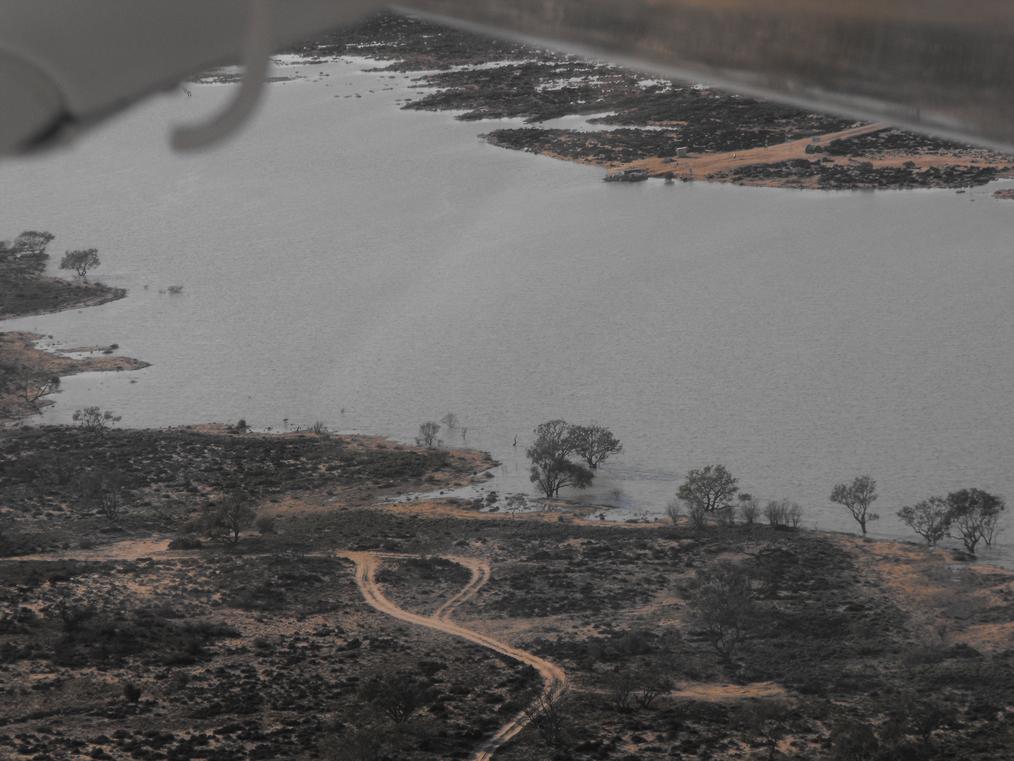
2;424;1013;760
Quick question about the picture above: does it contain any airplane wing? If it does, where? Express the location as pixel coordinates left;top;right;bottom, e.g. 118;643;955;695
2;0;1013;155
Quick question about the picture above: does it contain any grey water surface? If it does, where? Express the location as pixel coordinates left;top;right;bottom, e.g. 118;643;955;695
2;58;1012;563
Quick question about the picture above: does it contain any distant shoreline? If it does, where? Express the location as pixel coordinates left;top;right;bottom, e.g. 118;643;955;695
0;256;144;423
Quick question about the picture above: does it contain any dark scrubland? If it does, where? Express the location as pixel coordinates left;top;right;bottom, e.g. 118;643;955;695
0;553;534;761
1;232;143;423
0;233;122;321
0;275;123;322
722;159;1001;191
0;425;470;556
1;422;1013;759
291;11;1014;190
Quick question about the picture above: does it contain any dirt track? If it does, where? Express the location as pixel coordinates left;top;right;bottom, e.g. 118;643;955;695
337;551;567;761
615;122;891;179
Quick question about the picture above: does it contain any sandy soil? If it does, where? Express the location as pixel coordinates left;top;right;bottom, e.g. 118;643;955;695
338;551;567;761
0;331;148;421
608;122;1014;185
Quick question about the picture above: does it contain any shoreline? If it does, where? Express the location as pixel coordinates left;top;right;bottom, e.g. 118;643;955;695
0;241;145;423
290;12;1014;193
0;331;148;424
3;425;1012;759
0;279;126;322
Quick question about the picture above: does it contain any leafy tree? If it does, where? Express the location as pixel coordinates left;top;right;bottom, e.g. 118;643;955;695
946;488;1005;554
830;475;878;535
526;419;593;498
897;497;952;546
2;230;54;279
688;561;756;661
677;464;738;516
59;248;100;281
568;424;622;470
200;493;255;543
218;494;255;544
764;499;789;528
12;230;54;256
416;421;440;448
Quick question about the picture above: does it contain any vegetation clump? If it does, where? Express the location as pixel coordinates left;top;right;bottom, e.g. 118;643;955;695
526;419;622;498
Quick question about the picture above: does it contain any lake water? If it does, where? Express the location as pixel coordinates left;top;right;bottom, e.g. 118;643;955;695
2;57;1013;564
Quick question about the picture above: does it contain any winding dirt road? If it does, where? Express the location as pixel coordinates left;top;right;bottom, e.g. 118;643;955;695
337;551;566;761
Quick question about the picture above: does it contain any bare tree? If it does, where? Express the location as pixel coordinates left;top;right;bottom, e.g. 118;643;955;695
359;673;432;723
677;465;738;517
665;499;682;525
311;421;333;460
523;693;568;748
688;562;756;661
13;366;61;411
77;470;127;522
787;502;803;528
72;406;121;430
604;669;638;713
440;412;459;430
687;502;709;530
416;421;440;448
830;475;879;535
897;497;952;546
568;424;623;470
738;494;760;526
634;672;673;709
764;500;788;528
60;248;100;282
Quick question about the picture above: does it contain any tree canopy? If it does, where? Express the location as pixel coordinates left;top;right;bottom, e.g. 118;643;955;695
60;248;100;281
568;423;623;470
677;464;739;515
897;497;952;546
416;421;441;448
526;419;594;498
946;488;1004;554
830;475;878;535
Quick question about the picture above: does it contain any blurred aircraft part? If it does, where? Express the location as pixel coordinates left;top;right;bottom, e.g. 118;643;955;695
0;0;380;154
399;0;1014;152
2;0;1014;155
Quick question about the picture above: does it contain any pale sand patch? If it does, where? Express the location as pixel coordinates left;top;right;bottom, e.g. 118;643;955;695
952;622;1014;651
12;537;175;562
839;535;1014;652
669;680;787;701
